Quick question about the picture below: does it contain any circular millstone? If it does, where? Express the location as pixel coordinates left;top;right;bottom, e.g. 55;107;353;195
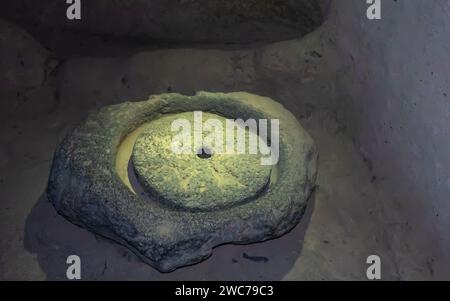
47;92;318;272
132;112;272;211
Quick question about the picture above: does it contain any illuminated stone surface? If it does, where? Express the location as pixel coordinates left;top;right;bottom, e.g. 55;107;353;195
132;112;272;211
47;92;318;272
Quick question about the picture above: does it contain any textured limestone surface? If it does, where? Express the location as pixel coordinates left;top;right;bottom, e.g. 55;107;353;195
1;0;324;45
0;19;56;118
0;20;47;92
132;112;272;211
2;1;449;281
47;92;317;272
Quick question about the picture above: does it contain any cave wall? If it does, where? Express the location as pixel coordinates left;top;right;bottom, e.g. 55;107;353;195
0;0;323;45
1;0;449;280
331;0;450;279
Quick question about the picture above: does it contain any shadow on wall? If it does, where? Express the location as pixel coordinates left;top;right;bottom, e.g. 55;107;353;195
24;193;315;280
0;0;325;59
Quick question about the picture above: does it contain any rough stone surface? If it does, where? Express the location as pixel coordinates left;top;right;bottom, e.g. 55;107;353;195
0;20;48;92
47;92;317;272
1;0;323;46
1;1;449;281
0;20;57;118
132;112;272;211
331;0;450;279
54;25;340;114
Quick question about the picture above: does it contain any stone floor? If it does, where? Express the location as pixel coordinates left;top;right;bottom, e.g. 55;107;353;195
0;93;404;281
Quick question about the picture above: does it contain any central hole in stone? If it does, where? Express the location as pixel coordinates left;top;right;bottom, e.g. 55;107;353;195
197;147;213;159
